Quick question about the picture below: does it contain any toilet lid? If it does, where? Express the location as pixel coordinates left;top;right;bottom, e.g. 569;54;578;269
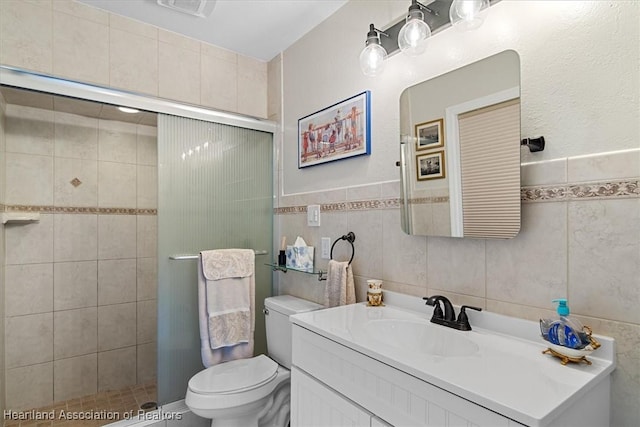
189;355;278;395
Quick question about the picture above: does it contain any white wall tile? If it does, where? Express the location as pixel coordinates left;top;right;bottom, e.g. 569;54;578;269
98;346;137;392
98;120;138;163
109;27;159;96
5;313;53;368
137;300;157;344
5;263;53;317
237;55;267;118
200;42;236;64
54;112;99;160
0;1;53;74
54;214;98;262
53;353;97;402
486;202;567;308
98;303;137;351
159;29;200;52
137;257;157;301
98;215;137;259
568;149;640;183
54;261;97;310
5;105;55;156
54;307;98;359
201;54;237;112
521;158;568;186
267;54;281;121
5;363;53;411
568;199;640;323
137;215;157;258
98;162;137;208
5;152;54;206
98;259;137;305
381;210;427;287
54;157;98;207
159;42;201;105
52;11;109;85
137;342;157;385
137;128;158;166
137;165;158;209
346;210;384;279
5;214;54;265
427;236;486;297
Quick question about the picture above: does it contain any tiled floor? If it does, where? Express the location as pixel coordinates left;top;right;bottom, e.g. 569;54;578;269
4;383;157;427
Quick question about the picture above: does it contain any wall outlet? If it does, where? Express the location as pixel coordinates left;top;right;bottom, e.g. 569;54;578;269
307;204;321;226
321;237;331;259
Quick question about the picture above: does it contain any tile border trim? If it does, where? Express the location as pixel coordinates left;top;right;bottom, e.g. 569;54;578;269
275;179;639;214
1;205;157;215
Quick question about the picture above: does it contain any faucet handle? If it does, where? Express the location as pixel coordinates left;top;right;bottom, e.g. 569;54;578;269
423;296;444;320
456;305;482;331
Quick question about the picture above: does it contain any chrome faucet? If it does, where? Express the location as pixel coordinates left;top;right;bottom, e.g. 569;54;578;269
423;295;482;331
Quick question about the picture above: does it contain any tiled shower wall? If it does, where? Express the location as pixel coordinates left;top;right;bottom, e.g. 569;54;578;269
2;104;158;410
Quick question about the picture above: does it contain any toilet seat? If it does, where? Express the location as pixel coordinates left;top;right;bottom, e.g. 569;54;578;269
188;354;278;395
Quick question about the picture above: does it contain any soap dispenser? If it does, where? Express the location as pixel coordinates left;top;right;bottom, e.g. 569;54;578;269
540;299;589;349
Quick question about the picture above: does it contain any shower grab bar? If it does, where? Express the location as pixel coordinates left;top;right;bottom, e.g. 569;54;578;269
169;250;268;260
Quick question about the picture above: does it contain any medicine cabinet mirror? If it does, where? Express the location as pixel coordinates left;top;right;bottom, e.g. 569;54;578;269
399;50;521;238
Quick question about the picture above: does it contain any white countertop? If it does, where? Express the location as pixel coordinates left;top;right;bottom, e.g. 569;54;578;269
290;292;615;426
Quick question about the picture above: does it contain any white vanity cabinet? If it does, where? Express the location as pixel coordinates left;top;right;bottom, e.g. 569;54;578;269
290;297;615;427
291;324;521;427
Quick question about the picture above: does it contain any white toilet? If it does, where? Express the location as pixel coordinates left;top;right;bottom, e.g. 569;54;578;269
185;295;324;427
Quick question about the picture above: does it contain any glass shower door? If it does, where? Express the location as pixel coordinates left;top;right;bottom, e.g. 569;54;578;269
156;114;273;404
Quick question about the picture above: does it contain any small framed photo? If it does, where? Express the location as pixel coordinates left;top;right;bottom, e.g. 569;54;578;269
416;150;446;181
298;91;371;168
415;118;444;151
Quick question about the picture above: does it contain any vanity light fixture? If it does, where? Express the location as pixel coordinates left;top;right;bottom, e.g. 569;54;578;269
449;0;490;31
359;24;389;77
398;0;434;57
359;0;495;76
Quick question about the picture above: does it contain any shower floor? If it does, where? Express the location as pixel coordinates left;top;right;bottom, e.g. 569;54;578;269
4;382;156;427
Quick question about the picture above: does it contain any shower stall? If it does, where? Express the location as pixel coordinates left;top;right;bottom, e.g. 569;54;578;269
0;67;274;416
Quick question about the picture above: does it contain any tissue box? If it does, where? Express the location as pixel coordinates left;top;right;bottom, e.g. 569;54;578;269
285;245;314;272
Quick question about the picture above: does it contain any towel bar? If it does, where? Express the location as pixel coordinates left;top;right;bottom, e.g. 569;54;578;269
169;250;268;260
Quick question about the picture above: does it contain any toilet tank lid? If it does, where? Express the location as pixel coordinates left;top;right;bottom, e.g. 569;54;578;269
265;295;324;316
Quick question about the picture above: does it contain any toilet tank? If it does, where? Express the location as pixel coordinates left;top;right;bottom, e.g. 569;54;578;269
264;295;323;368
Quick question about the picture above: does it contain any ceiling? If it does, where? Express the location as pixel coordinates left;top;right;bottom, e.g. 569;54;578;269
77;0;348;62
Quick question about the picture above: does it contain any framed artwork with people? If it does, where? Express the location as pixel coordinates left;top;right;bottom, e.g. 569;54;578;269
298;91;371;168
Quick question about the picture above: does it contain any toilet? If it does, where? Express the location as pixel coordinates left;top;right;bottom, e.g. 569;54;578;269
185;295;324;427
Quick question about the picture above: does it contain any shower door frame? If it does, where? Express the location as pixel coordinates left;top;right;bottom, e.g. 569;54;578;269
0;64;277;404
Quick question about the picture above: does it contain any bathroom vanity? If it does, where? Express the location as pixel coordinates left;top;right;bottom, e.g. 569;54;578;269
290;292;615;427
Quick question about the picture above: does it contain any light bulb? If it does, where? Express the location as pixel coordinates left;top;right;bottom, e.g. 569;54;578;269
449;0;489;32
359;43;387;77
398;9;431;57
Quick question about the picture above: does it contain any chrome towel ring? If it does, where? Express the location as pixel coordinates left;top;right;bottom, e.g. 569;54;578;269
330;232;356;265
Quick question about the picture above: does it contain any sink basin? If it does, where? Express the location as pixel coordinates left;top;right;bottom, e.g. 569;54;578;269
363;319;479;357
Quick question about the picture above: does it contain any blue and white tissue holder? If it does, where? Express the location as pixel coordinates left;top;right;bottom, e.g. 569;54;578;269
286;236;314;272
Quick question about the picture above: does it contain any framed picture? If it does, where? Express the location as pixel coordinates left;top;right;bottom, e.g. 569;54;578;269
298;91;371;168
416;150;446;181
415;118;444;151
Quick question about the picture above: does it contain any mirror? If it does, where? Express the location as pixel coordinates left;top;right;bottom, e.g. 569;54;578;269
399;50;521;238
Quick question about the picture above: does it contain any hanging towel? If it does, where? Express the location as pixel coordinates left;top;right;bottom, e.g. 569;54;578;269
198;249;255;368
324;259;355;308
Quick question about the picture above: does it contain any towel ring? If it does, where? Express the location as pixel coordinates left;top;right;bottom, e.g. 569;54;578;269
330;232;356;265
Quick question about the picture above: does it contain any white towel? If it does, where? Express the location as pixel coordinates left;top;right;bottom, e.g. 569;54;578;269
323;260;355;308
198;249;255;368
